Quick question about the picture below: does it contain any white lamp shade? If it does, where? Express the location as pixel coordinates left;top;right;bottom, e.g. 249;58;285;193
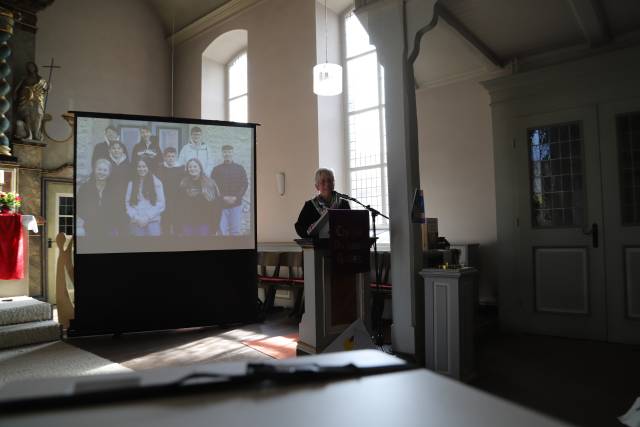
313;63;343;96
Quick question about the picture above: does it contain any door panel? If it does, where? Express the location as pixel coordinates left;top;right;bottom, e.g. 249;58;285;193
624;248;640;319
599;98;640;344
534;247;589;314
45;182;73;304
517;107;606;340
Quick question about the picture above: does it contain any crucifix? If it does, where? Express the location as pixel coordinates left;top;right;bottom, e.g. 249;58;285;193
41;57;61;114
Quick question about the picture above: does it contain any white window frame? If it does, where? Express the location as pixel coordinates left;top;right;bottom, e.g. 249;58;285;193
226;50;248;122
57;193;74;236
342;9;388;229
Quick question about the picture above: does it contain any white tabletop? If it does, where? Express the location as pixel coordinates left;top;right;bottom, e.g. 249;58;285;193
0;350;572;427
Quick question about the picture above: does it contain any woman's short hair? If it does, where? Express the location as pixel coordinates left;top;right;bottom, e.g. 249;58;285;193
94;158;112;174
314;168;335;186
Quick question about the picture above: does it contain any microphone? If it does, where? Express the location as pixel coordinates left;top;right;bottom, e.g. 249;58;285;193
334;191;353;201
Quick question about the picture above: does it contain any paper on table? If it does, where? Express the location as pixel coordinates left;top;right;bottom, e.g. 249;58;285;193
619;396;640;427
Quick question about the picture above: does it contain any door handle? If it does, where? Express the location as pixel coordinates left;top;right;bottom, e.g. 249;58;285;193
582;223;598;248
47;238;52;248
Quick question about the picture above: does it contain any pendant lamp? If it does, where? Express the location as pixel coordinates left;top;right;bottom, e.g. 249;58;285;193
313;0;342;96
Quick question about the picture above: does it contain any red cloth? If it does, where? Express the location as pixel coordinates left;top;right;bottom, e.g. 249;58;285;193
0;214;23;280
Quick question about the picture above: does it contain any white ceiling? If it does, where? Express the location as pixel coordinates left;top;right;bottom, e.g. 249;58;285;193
147;0;640;89
415;0;640;88
413;18;501;89
146;0;232;34
148;0;355;35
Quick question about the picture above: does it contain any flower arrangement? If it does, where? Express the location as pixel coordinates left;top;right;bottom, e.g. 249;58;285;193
0;191;22;214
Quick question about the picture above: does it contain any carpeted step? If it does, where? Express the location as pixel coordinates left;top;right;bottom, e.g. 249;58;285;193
0;320;60;350
0;296;52;326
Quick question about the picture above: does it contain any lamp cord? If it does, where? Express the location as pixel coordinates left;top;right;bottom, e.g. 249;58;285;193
324;0;328;63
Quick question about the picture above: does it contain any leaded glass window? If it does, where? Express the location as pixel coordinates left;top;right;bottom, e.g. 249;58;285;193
529;122;584;228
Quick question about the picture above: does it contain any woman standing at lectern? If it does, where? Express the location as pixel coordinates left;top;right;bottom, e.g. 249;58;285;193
294;168;350;238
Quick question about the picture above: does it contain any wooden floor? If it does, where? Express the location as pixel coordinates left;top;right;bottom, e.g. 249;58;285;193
471;331;640;427
68;310;298;370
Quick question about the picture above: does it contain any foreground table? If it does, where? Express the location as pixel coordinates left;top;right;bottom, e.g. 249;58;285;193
0;350;572;427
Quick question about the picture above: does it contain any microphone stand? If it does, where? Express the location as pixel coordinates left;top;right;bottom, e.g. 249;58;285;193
338;193;390;347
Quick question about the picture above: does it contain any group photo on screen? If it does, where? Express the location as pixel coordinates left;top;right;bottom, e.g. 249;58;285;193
75;116;255;254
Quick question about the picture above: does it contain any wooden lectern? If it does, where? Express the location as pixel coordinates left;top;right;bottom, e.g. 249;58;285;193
296;210;374;355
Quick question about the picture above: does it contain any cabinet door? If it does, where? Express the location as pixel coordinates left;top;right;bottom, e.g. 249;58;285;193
515;107;606;340
599;98;640;344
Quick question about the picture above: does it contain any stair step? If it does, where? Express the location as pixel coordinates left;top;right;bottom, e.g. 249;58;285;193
0;296;52;326
0;320;60;350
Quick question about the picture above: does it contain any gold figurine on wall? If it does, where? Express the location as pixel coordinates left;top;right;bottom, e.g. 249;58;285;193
14;61;49;142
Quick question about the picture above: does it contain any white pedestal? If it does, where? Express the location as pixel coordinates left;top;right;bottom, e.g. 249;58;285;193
420;267;477;381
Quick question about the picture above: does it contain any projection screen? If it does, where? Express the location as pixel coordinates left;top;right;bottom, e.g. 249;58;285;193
74;113;256;254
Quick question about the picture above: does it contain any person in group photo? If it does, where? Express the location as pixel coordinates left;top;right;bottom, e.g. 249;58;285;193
295;168;350;238
131;126;162;173
77;158;118;238
157;147;184;235
106;140;130;235
125;158;166;236
92;125;126;168
178;126;214;175
210;145;248;236
177;158;221;236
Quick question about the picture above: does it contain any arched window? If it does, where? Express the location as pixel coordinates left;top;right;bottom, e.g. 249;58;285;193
227;51;248;122
202;29;248;121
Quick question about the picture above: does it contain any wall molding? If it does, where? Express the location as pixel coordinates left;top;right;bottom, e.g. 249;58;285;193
169;0;265;46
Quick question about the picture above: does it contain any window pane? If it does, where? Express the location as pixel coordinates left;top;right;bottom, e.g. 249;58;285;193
347;52;379;112
379;65;385;105
228;52;247;99
618;111;640;224
229;95;248;123
345;11;375;58
350;168;384;227
528;123;584;228
349;110;381;168
381;107;387;164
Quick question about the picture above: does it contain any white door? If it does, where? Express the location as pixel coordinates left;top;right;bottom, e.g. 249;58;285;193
46;183;73;304
600;98;640;344
516;107;607;340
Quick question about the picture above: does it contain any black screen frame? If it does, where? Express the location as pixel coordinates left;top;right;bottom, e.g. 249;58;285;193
68;111;259;336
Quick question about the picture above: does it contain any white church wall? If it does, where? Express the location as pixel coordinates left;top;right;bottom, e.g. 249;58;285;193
416;79;498;302
174;0;319;243
35;0;171;169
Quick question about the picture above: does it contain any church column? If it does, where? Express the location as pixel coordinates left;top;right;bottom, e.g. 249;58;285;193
0;8;14;158
354;0;437;356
